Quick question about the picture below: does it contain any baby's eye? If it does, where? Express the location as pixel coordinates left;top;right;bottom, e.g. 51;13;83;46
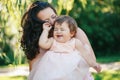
54;29;58;31
61;29;65;31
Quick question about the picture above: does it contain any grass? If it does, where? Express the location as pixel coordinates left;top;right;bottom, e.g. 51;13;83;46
0;76;27;80
93;70;120;80
0;64;28;80
0;64;28;68
0;71;120;80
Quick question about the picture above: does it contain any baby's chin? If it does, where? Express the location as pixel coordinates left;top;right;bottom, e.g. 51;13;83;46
55;38;67;43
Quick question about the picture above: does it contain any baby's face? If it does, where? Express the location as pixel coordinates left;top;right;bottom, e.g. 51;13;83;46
53;22;74;43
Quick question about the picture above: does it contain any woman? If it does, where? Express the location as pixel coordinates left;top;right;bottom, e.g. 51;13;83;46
21;1;97;72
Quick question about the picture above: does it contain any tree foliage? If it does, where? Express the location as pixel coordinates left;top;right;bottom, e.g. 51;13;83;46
0;0;32;65
61;0;120;56
0;0;120;65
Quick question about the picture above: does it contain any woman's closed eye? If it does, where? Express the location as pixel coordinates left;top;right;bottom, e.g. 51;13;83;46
44;19;50;23
51;15;57;19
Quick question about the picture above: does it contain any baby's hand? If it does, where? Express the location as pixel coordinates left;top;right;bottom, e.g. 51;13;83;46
43;22;52;31
93;63;102;73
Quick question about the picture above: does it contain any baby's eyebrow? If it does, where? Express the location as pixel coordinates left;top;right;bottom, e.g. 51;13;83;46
54;28;58;29
60;28;64;29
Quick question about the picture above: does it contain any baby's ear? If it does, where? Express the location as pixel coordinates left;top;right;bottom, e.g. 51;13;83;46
70;31;76;37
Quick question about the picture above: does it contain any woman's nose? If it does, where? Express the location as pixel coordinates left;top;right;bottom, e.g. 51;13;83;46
50;18;56;25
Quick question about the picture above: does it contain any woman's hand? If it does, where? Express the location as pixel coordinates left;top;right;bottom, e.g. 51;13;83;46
93;63;102;73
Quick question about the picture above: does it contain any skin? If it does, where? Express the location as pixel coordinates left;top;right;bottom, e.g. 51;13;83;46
39;21;101;73
39;21;75;49
37;7;57;25
29;7;99;72
54;22;74;43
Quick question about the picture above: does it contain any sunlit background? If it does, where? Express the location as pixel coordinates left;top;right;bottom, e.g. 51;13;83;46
0;0;120;80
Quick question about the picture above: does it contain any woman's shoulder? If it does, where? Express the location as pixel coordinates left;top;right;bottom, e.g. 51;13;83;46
76;27;90;45
77;27;86;35
29;48;47;71
29;54;44;70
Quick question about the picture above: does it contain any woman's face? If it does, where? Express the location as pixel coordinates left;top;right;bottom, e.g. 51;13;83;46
37;7;57;25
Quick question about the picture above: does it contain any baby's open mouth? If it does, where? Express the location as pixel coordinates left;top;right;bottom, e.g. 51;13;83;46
57;35;63;38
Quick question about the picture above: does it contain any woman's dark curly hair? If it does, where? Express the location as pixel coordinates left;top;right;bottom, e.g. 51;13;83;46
21;1;56;60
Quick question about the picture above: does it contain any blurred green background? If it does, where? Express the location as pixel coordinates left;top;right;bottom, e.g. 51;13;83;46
0;0;120;80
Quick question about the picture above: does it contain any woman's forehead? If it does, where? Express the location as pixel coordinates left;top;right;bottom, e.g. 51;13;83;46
37;7;56;20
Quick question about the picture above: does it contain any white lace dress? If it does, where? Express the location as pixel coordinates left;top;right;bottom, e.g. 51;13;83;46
28;38;94;80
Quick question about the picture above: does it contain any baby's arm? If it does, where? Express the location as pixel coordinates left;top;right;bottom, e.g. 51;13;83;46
75;39;101;72
39;22;54;49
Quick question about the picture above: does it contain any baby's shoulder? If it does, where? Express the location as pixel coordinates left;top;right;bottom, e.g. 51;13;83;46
72;38;80;42
73;38;83;46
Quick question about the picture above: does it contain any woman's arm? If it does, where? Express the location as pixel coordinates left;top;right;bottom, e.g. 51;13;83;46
75;39;97;67
75;28;96;61
75;28;102;72
39;23;53;49
29;23;53;71
29;58;37;71
75;39;102;73
29;48;47;71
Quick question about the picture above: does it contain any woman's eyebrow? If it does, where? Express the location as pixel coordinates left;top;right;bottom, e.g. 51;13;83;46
44;18;49;20
54;27;58;29
51;14;56;18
